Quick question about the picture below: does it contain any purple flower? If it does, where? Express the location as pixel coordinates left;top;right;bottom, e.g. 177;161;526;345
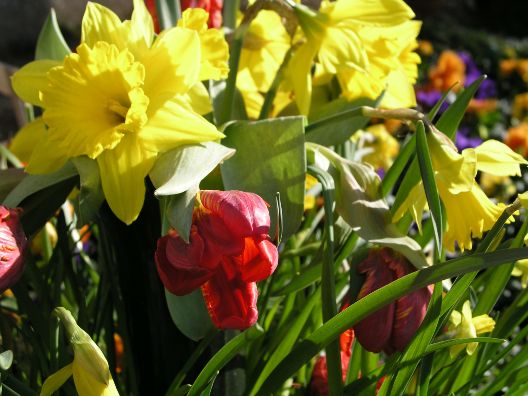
455;126;483;150
458;52;497;99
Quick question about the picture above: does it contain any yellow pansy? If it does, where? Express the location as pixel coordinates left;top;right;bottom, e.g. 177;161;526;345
41;308;118;396
288;0;416;114
393;131;527;252
448;301;495;357
10;0;224;224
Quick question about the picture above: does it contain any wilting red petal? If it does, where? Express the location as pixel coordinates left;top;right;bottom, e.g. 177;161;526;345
353;250;396;353
201;270;258;330
155;228;214;295
389;286;431;353
200;190;271;238
194;210;245;265
233;236;278;283
0;206;26;293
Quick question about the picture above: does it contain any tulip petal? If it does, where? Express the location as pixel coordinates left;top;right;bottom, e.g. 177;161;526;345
354;251;396;353
200;190;271;237
0;207;27;293
201;270;258;330
155;228;215;295
234;236;278;283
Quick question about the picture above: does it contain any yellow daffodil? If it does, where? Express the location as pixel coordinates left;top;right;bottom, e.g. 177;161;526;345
41;307;118;396
10;1;226;224
287;0;417;114
393;132;527;252
352;124;400;170
448;301;495;357
512;259;528;288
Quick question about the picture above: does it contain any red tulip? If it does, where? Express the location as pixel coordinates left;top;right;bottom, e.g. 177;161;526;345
309;303;355;396
144;0;223;32
0;206;26;293
155;190;278;330
354;248;431;354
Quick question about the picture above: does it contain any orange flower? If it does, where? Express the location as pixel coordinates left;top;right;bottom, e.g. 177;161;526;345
512;93;528;120
429;50;466;92
505;123;528;157
467;98;497;114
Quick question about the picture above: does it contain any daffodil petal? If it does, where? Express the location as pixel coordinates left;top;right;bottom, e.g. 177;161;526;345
81;2;127;49
140;96;223;153
288;42;318;115
330;0;415;25
25;133;68;174
130;0;155;51
381;68;417;109
185;82;213;115
319;25;368;73
142;27;201;102
40;363;73;396
472;139;528;176
72;362;119;396
9;117;46;163
10;60;60;106
97;135;156;225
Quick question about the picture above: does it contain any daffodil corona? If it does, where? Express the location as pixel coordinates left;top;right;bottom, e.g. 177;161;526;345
10;1;227;224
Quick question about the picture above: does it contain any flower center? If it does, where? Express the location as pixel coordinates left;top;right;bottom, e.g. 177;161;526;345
40;41;150;159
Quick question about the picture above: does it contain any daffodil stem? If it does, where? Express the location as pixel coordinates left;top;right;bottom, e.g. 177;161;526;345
307;165;342;396
0;144;23;168
259;45;297;120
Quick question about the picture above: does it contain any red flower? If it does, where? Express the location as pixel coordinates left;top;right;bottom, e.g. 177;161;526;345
309;302;355;396
0;206;26;293
155;190;278;330
180;0;223;28
354;248;431;354
144;0;223;32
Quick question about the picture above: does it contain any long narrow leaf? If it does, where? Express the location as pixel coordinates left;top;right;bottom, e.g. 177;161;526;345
256;247;528;394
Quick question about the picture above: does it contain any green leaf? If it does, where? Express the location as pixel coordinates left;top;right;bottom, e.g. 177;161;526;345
155;0;181;30
416;122;443;255
256;247;528;394
35;9;70;61
188;326;264;396
221;117;306;240
150;142;235;196
435;76;485;140
248;287;321;395
164;187;198;243
306;98;375;146
2;161;77;208
72;157;104;225
381;283;442;396
0;169;25;203
380;135;415;197
0;350;13;371
165;289;215;342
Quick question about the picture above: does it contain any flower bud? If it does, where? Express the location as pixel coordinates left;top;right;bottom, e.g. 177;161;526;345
354;248;431;354
0;206;26;293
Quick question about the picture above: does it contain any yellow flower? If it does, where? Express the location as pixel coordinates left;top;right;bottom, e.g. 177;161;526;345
353;124;400;170
287;0;417;114
512;259;528;288
41;308;119;396
393;132;527;252
10;0;225;224
448;301;495;357
337;20;421;109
